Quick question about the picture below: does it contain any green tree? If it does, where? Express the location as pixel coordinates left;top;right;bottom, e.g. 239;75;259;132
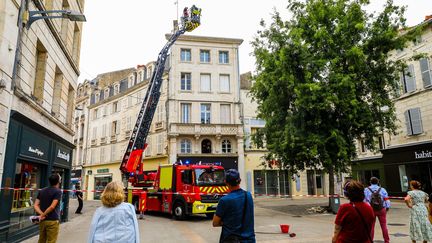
251;0;418;195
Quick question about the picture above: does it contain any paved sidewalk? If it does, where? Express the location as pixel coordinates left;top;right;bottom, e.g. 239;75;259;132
23;197;412;243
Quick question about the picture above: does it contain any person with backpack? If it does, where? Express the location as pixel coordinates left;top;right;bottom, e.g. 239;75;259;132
364;177;390;243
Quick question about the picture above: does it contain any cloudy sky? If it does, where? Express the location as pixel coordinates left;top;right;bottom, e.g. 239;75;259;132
78;0;431;82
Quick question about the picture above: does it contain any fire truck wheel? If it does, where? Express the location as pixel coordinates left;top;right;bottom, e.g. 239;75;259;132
205;213;214;219
173;201;186;220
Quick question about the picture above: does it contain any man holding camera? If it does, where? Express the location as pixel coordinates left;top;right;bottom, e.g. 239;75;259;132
34;174;62;243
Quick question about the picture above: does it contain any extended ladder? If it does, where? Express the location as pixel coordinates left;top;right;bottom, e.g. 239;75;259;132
120;6;201;175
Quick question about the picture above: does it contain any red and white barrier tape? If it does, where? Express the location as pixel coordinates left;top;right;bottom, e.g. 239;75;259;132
0;187;406;199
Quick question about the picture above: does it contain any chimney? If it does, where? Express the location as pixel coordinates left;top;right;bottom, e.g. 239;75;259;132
425;15;432;21
173;20;179;32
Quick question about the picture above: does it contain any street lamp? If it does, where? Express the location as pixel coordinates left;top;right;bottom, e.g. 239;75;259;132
11;0;86;90
25;10;86;29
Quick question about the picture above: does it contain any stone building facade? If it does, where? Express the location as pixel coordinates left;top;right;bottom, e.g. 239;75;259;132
0;0;85;241
166;34;246;187
353;16;432;196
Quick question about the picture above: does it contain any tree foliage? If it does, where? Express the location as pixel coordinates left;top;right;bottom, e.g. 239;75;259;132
251;0;417;192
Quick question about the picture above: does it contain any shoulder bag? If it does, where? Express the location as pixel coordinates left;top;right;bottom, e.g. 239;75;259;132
352;203;373;243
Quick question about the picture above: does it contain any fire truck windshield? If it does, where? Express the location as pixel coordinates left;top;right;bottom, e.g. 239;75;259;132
195;169;225;186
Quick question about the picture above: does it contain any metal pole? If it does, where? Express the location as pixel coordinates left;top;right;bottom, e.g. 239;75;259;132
11;0;27;91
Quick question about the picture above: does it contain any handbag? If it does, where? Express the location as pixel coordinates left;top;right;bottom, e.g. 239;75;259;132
352;203;373;243
220;190;248;243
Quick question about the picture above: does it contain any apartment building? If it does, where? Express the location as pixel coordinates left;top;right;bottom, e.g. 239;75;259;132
82;64;170;200
0;0;85;241
166;34;246;187
353;16;432;196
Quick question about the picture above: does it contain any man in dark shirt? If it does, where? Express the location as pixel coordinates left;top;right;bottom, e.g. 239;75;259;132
213;169;255;243
34;174;62;243
75;184;83;214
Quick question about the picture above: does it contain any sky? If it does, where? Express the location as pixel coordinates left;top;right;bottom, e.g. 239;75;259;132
78;0;431;82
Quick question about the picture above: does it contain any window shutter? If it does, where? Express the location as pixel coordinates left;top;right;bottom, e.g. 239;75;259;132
405;64;416;92
419;58;432;88
410;108;423;135
404;110;412;135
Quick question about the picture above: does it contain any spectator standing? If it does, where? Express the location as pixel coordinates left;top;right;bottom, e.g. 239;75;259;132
404;180;432;243
364;177;390;243
75;184;83;214
88;181;139;243
332;180;375;243
213;169;255;243
34;174;62;243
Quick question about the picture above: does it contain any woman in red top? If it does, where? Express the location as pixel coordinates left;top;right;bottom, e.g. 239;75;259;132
332;180;376;243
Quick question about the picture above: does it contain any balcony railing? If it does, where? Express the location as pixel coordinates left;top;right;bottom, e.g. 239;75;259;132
91;139;97;146
110;134;117;142
169;123;241;136
100;137;107;144
155;121;164;130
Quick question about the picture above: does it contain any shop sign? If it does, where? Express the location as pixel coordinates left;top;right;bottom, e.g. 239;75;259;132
97;168;109;173
20;127;49;161
28;146;44;157
57;149;70;162
414;150;432;159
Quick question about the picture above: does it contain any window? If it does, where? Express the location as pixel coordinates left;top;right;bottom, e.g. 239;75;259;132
219;51;229;64
92;127;97;139
33;41;47;103
401;64;416;93
414;35;423;46
201;139;212;153
359;139;366;153
180;139;192;153
126;116;132;131
128;96;133;107
114;84;120;95
219;74;230;92
157;105;164;122
93;109;98;120
51;67;63;115
157;134;163;154
200;74;211;92
102;124;107;138
112;102;118;113
405;108;423;135
181;73;192;91
100;147;105;163
200;50;210;63
72;23;81;62
220;104;231;124
104;88;109;99
222;139;232;153
201;104;211;124
181;103;191;123
111;121;118;135
419;58;432;88
60;0;70;46
103;105;108;117
378;135;385;150
145;136;151;156
110;144;117;161
180;48;191;62
91;148;97;164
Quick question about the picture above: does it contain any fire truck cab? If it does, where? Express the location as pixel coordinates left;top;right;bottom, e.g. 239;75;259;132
130;163;228;220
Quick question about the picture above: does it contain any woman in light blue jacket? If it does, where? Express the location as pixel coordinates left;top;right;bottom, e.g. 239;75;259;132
88;181;140;243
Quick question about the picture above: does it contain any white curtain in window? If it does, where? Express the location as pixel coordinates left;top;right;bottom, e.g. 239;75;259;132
220;75;230;92
220;104;231;124
181;104;191;123
200;74;211;92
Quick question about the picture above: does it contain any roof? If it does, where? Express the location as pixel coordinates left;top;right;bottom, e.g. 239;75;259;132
165;34;243;45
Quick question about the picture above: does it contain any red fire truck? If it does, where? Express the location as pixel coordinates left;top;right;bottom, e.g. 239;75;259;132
129;163;228;219
118;7;227;219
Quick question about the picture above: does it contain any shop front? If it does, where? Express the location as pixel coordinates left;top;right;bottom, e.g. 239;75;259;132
83;163;122;200
0;112;74;242
351;156;386;187
382;141;432;197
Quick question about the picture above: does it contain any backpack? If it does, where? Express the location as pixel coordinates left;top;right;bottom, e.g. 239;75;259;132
368;187;383;211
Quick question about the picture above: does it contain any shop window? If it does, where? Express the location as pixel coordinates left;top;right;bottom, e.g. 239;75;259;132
201;139;212;153
359;170;380;186
94;176;112;200
9;162;42;234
